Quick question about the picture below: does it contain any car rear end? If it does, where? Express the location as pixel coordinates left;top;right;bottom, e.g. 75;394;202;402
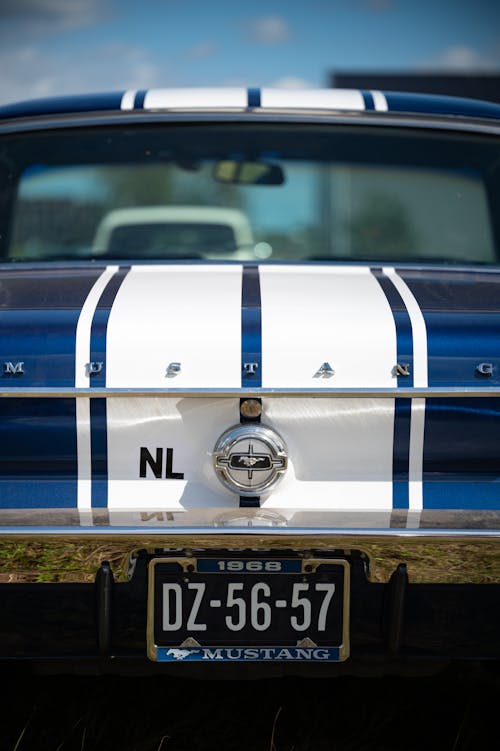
0;88;499;676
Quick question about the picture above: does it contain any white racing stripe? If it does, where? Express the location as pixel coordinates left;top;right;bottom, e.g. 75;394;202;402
75;266;119;515
258;266;397;512
382;267;427;388
105;265;240;512
106;396;395;513
120;90;137;110
105;265;243;387
371;91;388;111
76;398;93;522
260;265;397;388
100;264;423;517
383;267;428;524
263;397;394;512
75;265;120;388
104;265;397;514
121;88;384;112
106;397;239;511
407;397;426;527
261;88;365;110
143;88;247;109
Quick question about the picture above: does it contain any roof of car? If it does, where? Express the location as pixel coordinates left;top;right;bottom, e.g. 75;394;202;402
1;87;500;122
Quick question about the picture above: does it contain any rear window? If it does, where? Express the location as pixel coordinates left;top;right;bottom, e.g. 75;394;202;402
1;123;499;264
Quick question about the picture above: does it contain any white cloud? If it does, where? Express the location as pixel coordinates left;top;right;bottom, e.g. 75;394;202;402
436;46;486;69
247;15;292;45
0;43;163;105
419;44;500;71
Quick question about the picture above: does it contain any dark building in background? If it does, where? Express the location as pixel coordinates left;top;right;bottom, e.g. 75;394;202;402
330;73;500;104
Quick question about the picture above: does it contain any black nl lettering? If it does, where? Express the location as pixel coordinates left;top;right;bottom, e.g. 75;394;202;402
165;448;184;479
139;447;184;479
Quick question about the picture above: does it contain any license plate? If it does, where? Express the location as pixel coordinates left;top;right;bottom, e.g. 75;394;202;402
147;557;350;662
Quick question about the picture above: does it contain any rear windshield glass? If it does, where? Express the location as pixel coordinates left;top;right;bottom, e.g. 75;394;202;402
1;123;499;264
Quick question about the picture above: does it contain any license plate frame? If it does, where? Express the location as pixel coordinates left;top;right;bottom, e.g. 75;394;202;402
147;556;350;663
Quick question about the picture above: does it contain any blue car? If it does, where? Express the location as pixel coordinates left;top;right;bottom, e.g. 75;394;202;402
0;86;499;675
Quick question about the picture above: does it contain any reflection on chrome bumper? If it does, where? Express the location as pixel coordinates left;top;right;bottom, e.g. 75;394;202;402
0;530;498;584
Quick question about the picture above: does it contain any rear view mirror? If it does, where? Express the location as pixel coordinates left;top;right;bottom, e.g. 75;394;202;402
213;160;284;185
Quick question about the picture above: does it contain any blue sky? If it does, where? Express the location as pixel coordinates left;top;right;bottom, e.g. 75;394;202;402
1;0;499;105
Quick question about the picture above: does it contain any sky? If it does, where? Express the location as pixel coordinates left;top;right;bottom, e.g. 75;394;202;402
1;0;499;105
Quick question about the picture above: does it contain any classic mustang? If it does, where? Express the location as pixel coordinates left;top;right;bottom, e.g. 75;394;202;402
0;86;499;675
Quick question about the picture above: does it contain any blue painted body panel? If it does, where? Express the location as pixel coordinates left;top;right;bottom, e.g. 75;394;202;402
393;398;412;510
384;91;500;121
0;398;77;508
90;398;108;509
0;267;103;387
398;269;500;387
423;398;500;509
241;265;262;387
0;92;124;121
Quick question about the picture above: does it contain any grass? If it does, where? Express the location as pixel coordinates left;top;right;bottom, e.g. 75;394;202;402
1;540;499;584
0;541;129;582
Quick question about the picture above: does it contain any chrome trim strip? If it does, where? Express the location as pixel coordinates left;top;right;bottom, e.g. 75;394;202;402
2;387;500;398
0;526;498;537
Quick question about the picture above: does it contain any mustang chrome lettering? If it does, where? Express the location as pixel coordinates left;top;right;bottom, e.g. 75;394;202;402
3;362;24;375
160;647;337;661
139;447;185;479
243;362;259;376
86;361;103;375
314;362;335;378
393;363;411;377
213;424;288;496
476;362;494;376
166;362;181;377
